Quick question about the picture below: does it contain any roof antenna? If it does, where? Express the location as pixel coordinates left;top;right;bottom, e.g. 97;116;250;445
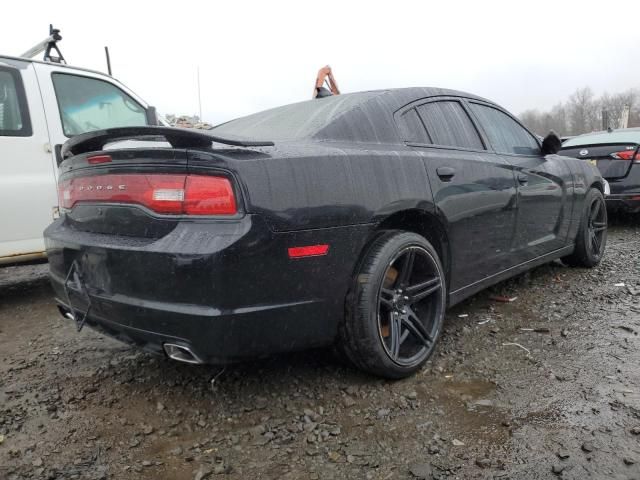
21;25;66;64
104;46;112;75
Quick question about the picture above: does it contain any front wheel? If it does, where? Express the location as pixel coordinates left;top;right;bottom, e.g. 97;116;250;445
339;231;446;379
563;187;607;267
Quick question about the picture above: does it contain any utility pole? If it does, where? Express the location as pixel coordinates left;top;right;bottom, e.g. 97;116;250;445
601;109;609;131
620;105;630;129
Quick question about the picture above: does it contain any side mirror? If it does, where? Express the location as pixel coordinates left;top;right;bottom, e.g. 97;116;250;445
541;131;562;155
146;106;160;126
54;144;64;166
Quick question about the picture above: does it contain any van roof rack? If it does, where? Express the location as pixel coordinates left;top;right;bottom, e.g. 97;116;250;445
21;25;66;64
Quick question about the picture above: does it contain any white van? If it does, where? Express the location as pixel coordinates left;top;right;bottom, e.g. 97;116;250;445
0;55;159;266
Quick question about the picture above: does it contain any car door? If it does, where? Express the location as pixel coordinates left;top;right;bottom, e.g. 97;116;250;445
396;98;518;292
0;60;57;260
33;63;150;160
467;101;572;263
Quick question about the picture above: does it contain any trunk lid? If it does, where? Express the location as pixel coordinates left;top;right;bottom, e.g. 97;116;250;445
560;143;639;180
58;148;189;238
57;126;273;238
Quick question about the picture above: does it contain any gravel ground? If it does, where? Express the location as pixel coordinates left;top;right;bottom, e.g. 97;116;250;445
1;214;639;480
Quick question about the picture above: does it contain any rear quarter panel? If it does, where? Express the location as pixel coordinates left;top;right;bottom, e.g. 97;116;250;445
185;141;435;345
190;142;435;231
560;154;605;240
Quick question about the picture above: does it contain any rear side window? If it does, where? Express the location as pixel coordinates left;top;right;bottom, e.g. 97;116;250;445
416;101;484;150
52;73;148;136
0;67;31;136
397;108;430;143
470;103;539;155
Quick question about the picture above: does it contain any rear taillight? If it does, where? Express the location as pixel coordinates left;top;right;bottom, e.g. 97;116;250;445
86;154;112;165
611;150;640;163
58;174;237;215
183;175;237;215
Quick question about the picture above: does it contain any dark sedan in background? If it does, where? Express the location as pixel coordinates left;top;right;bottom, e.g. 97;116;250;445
561;128;640;213
45;87;607;378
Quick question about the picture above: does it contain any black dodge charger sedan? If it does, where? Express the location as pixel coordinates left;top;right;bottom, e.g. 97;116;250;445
45;87;607;378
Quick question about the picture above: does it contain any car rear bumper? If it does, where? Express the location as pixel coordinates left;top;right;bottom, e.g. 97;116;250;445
605;164;640;212
53;290;324;364
605;193;640;213
44;214;371;363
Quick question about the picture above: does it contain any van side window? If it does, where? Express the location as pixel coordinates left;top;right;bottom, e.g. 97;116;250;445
52;73;148;136
0;68;31;136
416;101;484;150
397;108;431;143
469;103;540;155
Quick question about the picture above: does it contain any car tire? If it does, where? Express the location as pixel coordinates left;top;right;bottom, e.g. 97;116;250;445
563;187;607;268
339;231;446;379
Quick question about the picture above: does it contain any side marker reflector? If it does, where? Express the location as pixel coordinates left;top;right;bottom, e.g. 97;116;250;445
288;244;329;258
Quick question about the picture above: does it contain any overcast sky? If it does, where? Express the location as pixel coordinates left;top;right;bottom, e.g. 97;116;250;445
4;0;639;124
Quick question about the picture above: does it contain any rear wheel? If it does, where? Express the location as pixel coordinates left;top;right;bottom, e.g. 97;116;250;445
339;231;446;379
563;187;607;267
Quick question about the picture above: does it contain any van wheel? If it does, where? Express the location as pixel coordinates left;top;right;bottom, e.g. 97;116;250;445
563;188;607;267
339;231;446;379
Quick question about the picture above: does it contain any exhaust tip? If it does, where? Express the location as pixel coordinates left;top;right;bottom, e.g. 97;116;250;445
58;305;75;321
163;343;203;364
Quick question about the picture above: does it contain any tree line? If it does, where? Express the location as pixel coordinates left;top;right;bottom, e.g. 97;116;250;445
518;87;640;138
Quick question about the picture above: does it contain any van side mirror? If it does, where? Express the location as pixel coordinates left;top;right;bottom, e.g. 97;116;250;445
146;106;160;126
55;144;64;166
541;131;562;155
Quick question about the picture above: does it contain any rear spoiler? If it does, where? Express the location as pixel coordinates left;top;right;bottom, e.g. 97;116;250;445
61;126;274;158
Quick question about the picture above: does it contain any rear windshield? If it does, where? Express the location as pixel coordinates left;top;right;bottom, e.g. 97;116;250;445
563;130;640;147
211;92;383;141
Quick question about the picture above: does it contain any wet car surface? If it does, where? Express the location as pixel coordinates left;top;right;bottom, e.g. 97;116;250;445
2;215;639;479
45;89;606;378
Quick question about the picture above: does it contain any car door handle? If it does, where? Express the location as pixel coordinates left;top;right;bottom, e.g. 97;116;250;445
436;166;456;181
517;173;528;185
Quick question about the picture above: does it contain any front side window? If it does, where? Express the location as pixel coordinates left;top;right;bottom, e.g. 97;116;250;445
470;103;539;155
415;101;484;150
0;68;31;136
52;73;147;136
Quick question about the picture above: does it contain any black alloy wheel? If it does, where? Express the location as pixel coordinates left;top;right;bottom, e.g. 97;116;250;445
563;187;607;268
586;194;607;259
377;246;443;366
339;231;446;379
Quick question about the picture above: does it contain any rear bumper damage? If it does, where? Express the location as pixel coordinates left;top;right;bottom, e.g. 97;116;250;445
45;214;370;364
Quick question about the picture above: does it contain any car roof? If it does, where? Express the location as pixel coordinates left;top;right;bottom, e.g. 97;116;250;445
0;54;150;108
377;86;493;106
563;128;640;147
0;54;110;78
212;87;497;144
